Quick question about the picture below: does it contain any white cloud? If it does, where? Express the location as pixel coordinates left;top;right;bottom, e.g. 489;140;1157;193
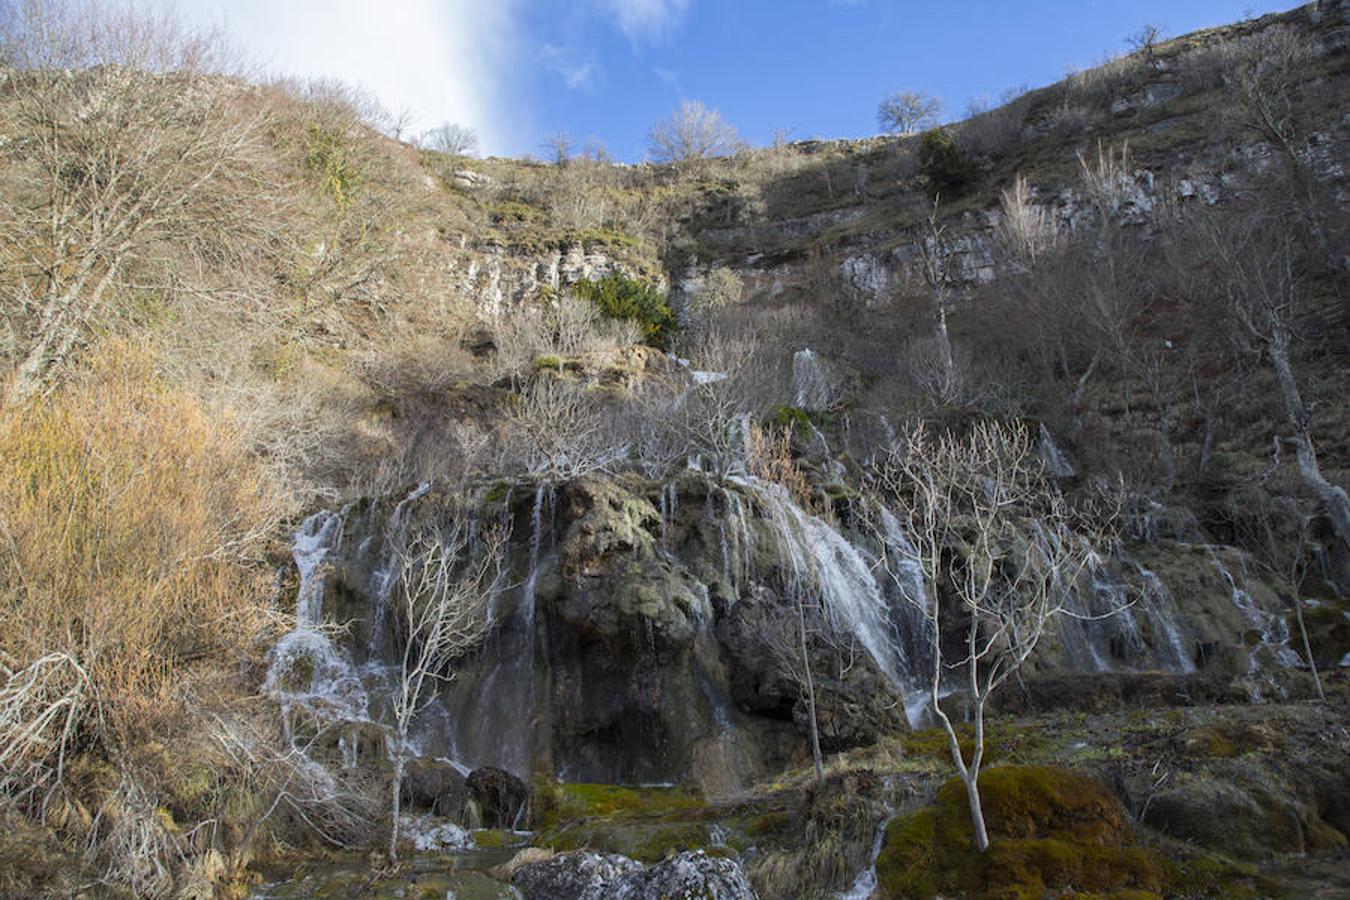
177;0;523;155
602;0;692;44
542;44;602;92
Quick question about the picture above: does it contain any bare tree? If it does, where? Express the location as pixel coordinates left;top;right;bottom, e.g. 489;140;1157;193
877;90;943;135
1218;25;1337;269
388;521;507;864
915;199;958;402
1126;23;1165;63
0;0;278;400
542;130;573;165
503;378;628;479
422;122;479;159
869;422;1115;851
996;173;1057;269
1205;217;1350;551
749;589;834;786
647;100;742;164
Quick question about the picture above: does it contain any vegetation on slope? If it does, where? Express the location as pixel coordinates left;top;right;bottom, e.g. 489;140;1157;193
0;0;1345;894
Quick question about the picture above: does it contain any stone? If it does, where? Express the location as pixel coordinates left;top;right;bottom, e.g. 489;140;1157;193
401;758;468;819
466;766;530;829
614;850;756;900
512;851;642;900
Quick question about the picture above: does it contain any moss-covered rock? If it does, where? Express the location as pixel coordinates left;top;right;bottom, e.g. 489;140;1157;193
876;765;1173;899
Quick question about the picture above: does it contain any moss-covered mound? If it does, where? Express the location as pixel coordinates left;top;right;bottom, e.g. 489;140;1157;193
530;782;738;863
876;765;1173;899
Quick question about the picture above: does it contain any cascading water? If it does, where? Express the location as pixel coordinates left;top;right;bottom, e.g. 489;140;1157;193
1206;547;1301;671
264;508;372;742
836;814;897;900
438;482;553;777
725;476;926;724
793;348;834;412
365;483;432;659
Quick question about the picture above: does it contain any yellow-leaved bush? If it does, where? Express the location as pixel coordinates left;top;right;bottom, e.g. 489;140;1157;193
0;343;285;739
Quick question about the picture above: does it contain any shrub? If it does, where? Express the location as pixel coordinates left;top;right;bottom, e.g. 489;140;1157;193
918;128;978;198
572;272;677;348
304;122;361;207
0;343;283;745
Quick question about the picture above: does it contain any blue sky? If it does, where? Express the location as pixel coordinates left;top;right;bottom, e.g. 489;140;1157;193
179;0;1297;160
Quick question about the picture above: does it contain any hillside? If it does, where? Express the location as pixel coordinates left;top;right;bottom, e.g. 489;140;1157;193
0;1;1348;898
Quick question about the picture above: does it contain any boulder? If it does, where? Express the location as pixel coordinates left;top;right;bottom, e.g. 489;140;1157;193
467;766;530;829
1143;771;1346;859
614;850;756;900
401;758;468;818
511;850;756;900
512;850;641;900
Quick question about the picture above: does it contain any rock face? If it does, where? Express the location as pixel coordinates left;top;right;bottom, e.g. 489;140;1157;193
291;468;1305;797
512;850;755;900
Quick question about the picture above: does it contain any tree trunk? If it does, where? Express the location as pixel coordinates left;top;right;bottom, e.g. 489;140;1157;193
388;752;404;865
964;773;991;852
1269;340;1350;549
798;596;825;786
1291;594;1325;701
933;294;956;399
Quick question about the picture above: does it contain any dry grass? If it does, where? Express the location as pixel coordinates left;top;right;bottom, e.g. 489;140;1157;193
747;422;817;512
0;341;284;743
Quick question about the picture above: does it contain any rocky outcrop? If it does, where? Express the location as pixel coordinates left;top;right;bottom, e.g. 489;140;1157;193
290;467;1308;799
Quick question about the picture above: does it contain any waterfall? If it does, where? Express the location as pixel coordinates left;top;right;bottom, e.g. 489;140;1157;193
1037;423;1076;478
291;510;346;626
439;482;553;777
793;349;834;412
366;482;432;658
1134;566;1197;673
836;814;897;900
264;507;371;737
729;476;923;723
1207;548;1301;671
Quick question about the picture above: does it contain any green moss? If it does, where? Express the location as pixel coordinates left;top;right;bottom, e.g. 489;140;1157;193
744;811;793;839
1173;854;1281;899
531;781;705;831
489;200;546;225
534;355;564;371
876;766;1177;900
469;828;520;849
769;405;812;432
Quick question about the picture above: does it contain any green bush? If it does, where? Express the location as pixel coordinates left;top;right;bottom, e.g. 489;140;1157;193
572;272;676;348
304;123;360;207
918;128;978;199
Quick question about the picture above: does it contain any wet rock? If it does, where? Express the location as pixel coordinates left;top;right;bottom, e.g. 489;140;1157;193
467;767;530;829
512;850;642;900
615;850;756;899
401;758;467;818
